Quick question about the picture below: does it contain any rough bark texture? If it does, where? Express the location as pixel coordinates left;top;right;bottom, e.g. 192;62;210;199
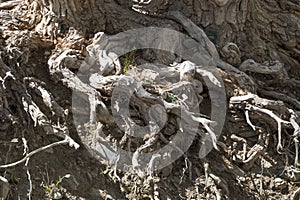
0;0;299;199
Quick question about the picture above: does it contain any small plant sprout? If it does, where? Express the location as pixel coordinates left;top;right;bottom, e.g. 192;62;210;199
123;50;136;74
42;174;71;199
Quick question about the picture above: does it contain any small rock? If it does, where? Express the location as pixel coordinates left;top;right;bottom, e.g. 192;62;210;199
0;176;10;199
51;188;62;199
273;177;287;190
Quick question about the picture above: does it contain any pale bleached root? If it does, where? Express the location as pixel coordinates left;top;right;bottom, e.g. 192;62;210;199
0;0;22;9
289;109;300;166
230;93;300;169
0;135;79;169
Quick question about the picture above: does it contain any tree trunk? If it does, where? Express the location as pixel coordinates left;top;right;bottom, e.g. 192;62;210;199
40;0;299;72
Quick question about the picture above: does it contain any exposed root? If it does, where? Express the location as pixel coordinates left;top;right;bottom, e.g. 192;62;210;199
0;0;22;10
0;135;79;169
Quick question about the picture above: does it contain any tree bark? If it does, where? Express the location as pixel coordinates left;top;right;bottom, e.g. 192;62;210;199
31;0;298;75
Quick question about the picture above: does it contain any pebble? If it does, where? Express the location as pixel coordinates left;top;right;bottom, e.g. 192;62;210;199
274;177;287;190
51;188;62;199
0;176;10;199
